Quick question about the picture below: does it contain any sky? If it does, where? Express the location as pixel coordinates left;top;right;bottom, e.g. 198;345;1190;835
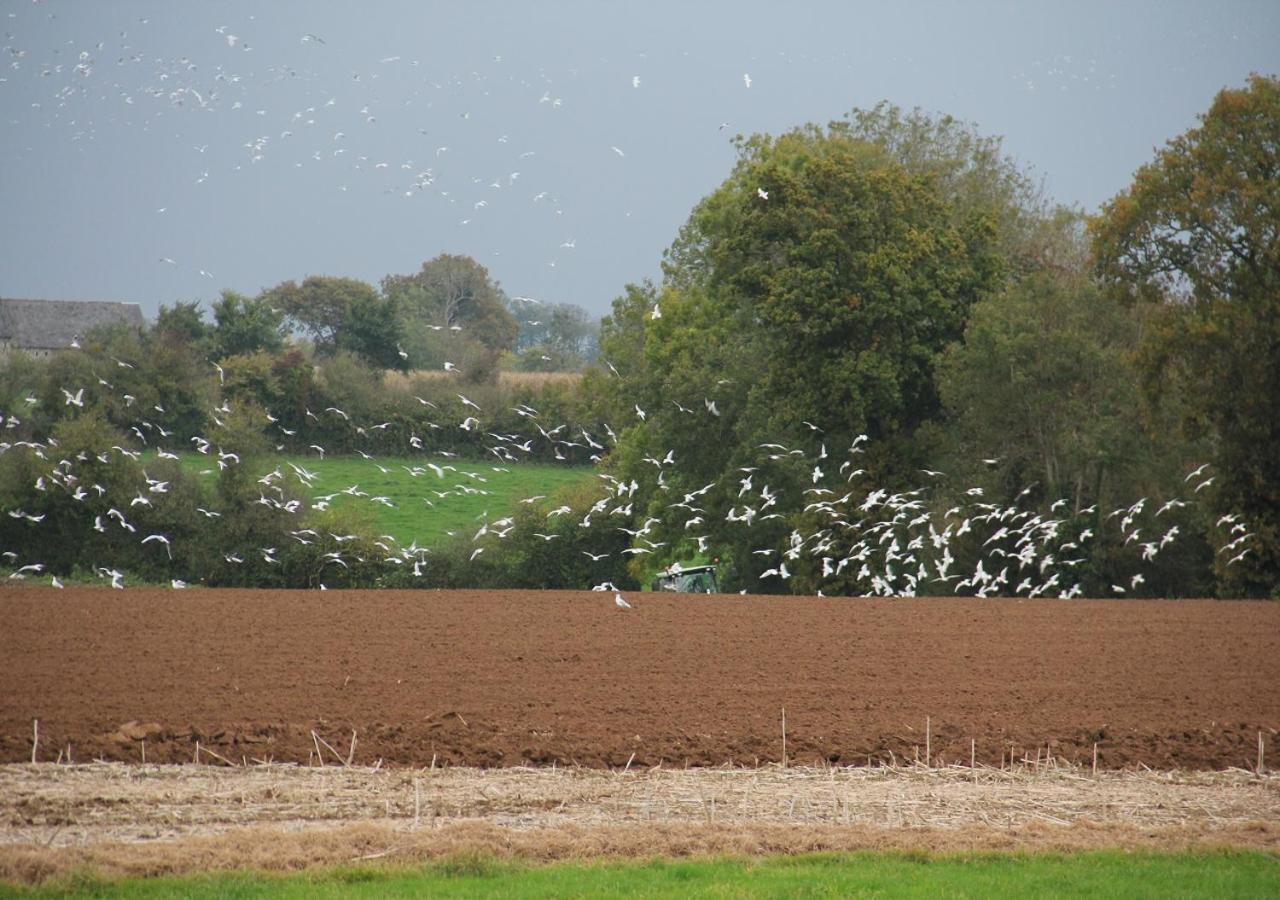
1;1;1277;321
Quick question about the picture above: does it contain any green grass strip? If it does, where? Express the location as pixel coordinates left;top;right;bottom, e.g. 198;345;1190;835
6;850;1277;899
173;454;592;548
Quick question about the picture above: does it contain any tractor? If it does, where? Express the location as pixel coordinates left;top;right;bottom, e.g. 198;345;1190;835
650;562;720;594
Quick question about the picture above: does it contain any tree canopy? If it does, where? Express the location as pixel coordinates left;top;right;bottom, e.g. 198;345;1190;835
209;290;286;360
382;254;519;353
267;275;406;370
648;113;1008;465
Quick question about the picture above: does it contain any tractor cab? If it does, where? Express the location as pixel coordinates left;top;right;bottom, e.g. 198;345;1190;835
650;563;719;594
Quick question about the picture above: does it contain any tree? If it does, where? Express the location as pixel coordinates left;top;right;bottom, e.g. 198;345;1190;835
154;301;211;350
340;290;406;370
1091;74;1280;596
219;351;281;411
545;303;597;359
585;114;1013;590
939;271;1143;505
209;290;286;359
130;326;214;442
662;120;1001;451
510;301;598;371
268;276;369;352
510;297;550;351
0;350;46;438
267;276;406;369
595;281;655;383
382;254;519;353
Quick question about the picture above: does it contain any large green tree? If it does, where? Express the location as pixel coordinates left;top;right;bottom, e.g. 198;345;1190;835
1091;74;1280;596
933;265;1215;596
661;118;1002;452
341;289;406;370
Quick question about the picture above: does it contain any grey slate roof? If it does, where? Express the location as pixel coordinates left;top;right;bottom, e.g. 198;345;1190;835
0;298;145;350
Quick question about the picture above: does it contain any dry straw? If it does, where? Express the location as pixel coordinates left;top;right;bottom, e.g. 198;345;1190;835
0;759;1274;852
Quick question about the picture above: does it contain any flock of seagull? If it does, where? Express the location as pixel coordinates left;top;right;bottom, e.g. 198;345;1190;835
3;8;767;309
584;431;1248;607
1;341;1256;602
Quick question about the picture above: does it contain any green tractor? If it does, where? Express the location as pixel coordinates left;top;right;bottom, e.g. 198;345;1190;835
650;562;720;594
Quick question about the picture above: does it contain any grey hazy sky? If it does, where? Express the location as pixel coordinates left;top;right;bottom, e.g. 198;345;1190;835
2;1;1277;320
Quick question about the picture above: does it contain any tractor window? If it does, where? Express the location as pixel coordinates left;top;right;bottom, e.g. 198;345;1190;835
682;573;712;593
655;570;716;593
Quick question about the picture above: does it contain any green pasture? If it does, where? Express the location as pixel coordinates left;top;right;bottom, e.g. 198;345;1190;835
5;850;1275;898
175;454;593;548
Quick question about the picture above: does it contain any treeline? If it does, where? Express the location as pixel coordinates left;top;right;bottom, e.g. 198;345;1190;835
2;252;603;457
2;78;1276;598
161;252;598;380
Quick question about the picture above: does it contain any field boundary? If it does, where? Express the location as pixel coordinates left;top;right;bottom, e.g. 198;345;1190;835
1;761;1277;884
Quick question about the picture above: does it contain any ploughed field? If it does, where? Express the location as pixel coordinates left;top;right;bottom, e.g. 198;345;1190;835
2;588;1277;771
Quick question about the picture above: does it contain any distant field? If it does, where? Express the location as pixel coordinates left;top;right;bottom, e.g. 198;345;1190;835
176;454;593;547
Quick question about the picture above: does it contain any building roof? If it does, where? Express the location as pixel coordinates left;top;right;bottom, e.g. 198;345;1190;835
0;298;145;350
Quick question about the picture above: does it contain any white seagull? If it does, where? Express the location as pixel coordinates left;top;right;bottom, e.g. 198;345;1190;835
141;534;172;558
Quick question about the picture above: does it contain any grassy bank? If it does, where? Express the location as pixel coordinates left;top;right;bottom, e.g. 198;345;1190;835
5;850;1276;898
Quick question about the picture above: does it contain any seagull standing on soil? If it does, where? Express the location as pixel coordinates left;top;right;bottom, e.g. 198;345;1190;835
615;592;633;610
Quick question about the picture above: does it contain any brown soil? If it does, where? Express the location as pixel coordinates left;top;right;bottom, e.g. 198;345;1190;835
2;588;1278;770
